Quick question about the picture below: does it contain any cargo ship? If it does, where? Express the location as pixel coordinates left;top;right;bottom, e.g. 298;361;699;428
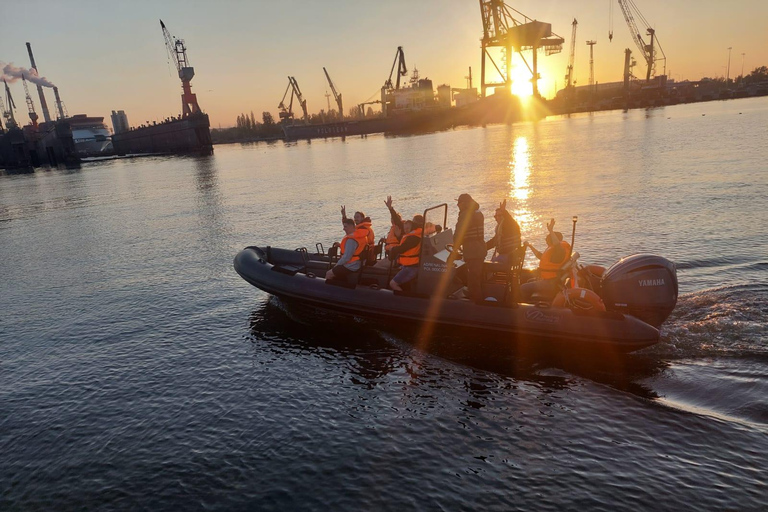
68;114;112;156
281;48;524;141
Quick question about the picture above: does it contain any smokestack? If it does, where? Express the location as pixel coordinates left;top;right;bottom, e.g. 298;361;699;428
53;86;66;119
26;42;52;124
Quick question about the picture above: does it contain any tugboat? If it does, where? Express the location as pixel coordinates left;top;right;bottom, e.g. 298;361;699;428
234;204;678;352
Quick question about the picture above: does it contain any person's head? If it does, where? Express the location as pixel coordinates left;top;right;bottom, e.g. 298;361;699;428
435;224;442;233
342;218;356;235
354;211;365;224
494;207;505;222
411;214;424;230
546;231;564;247
456;193;472;211
456;193;477;212
403;220;413;233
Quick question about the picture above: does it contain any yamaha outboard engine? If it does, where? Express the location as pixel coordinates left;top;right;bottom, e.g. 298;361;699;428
600;254;678;328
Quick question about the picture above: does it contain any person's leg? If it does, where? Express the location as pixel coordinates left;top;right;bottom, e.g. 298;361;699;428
391;266;417;291
466;258;483;302
519;278;558;303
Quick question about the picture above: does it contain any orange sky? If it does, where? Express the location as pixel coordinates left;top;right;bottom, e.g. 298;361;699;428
1;0;766;129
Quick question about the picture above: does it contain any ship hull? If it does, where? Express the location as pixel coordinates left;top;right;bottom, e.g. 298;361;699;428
112;113;213;156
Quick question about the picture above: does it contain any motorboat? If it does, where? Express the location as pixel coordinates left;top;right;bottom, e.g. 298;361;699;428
234;204;678;352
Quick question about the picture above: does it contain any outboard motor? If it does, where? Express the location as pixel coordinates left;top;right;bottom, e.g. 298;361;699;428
600;254;678;328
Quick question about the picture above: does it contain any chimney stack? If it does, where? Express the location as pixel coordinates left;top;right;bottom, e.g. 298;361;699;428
53;87;66;119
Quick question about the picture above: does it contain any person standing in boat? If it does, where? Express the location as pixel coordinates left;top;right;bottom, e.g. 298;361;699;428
520;218;571;302
341;206;376;264
486;199;522;269
451;193;486;302
326;218;367;283
388;214;425;292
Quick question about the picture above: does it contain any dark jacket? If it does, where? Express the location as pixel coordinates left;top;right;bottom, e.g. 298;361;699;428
486;210;521;254
455;201;486;260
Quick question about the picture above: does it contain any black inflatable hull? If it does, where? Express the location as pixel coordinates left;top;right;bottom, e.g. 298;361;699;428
234;247;661;352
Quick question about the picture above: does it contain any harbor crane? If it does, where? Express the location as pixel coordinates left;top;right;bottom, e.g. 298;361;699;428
21;74;38;129
323;67;343;119
278;76;308;123
478;0;564;98
160;19;201;118
565;18;578;89
357;100;381;117
2;78;18;130
609;0;666;82
384;46;407;91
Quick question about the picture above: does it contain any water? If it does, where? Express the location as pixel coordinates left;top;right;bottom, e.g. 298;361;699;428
2;98;766;511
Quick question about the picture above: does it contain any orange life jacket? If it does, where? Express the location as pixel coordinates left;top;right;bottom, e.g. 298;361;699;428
397;228;423;267
340;233;367;264
539;240;571;280
385;225;401;252
355;221;375;246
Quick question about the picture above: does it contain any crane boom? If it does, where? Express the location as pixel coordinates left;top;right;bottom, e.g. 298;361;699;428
2;79;18;129
289;77;308;122
21;74;38;129
614;0;666;81
278;77;308;123
323;67;343;119
565;18;577;88
384;47;407;90
159;19;201;117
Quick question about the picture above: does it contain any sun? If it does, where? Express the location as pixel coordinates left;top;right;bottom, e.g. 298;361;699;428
510;65;534;98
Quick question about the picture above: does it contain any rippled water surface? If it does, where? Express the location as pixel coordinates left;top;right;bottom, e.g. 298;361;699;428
2;98;767;511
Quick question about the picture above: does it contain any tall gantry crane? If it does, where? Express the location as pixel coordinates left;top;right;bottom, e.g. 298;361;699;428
278;76;308;123
160;19;201;117
323;67;343;119
21;74;38;129
384;46;407;91
2;79;18;130
609;0;666;82
479;0;564;98
565;18;578;89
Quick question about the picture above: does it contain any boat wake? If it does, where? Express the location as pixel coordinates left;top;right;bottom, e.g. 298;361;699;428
651;283;768;359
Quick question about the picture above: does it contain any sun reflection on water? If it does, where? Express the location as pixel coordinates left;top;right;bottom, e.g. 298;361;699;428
508;136;534;231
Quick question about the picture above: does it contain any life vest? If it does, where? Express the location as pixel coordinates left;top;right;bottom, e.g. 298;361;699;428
397;228;423;267
385;225;401;252
539;240;571;280
340;232;367;264
458;211;484;245
355;221;375;246
495;218;520;255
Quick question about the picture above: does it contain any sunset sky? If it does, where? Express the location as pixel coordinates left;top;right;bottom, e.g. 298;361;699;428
1;0;766;129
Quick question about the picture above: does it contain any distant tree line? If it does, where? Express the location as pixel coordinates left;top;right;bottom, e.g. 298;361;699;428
701;65;768;86
210;111;283;144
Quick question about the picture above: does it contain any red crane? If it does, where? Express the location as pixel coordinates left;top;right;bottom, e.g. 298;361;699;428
160;19;201;118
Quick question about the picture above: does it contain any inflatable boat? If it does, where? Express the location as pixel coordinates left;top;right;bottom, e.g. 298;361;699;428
234;205;678;352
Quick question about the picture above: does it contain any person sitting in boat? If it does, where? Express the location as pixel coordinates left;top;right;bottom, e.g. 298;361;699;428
451;193;486;302
388;214;424;292
325;218;367;283
341;205;376;264
486;199;522;269
519;218;571;302
375;196;405;267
